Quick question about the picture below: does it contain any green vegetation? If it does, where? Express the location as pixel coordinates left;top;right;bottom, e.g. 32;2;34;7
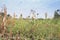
5;18;60;40
0;8;60;40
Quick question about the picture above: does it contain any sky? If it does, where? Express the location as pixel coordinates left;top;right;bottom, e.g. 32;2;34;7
0;0;60;18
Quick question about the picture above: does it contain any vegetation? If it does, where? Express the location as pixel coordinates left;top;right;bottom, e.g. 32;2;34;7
4;19;60;40
0;6;60;40
0;15;60;40
54;9;60;19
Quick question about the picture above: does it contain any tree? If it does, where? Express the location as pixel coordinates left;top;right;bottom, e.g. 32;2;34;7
31;9;36;19
54;9;60;19
0;12;4;17
19;14;23;20
45;12;47;19
20;14;22;18
37;13;39;19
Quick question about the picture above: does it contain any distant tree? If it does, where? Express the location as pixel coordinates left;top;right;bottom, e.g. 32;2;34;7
27;16;30;19
28;16;30;18
0;12;11;19
7;14;12;19
37;13;39;16
54;9;60;19
37;13;39;19
45;12;47;19
20;14;22;18
13;12;16;18
0;12;4;16
19;14;23;20
7;14;10;17
31;9;36;19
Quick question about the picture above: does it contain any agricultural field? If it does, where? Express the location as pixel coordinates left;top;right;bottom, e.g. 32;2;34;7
0;7;60;40
0;0;60;40
0;17;60;40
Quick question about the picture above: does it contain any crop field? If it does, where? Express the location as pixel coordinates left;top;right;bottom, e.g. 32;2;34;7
0;0;60;40
0;17;60;40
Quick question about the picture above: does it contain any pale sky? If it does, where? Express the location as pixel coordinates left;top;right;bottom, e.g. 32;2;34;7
0;0;60;18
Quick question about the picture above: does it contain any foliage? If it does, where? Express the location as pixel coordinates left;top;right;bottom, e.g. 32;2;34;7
4;18;60;40
54;10;60;19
